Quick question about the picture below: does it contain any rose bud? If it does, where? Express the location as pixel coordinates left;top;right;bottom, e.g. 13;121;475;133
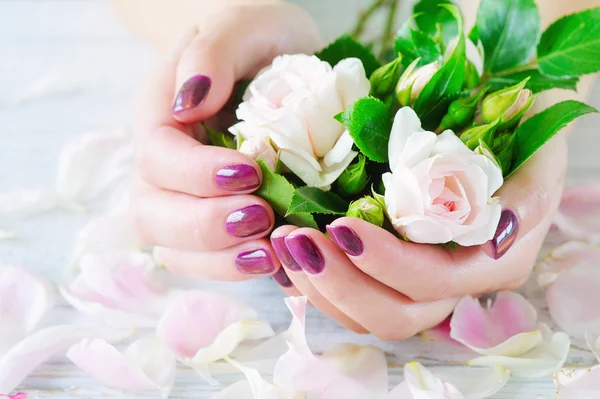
438;88;489;131
346;196;385;227
459;119;500;150
370;56;403;97
238;137;279;172
396;59;440;106
336;155;368;196
481;78;534;129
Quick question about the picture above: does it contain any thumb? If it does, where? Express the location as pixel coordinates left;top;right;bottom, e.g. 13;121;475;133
171;2;321;123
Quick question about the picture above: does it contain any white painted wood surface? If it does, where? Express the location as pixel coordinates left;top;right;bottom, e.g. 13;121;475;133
0;1;599;398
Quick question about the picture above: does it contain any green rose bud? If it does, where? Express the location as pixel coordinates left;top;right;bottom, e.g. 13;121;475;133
438;88;489;132
336;155;368;196
347;196;385;227
492;131;517;173
396;58;440;106
481;78;534;129
370;56;403;97
459;119;500;150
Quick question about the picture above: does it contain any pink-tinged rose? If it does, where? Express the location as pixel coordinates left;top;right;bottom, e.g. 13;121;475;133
554;366;600;399
238;137;279;172
67;338;175;397
60;253;176;328
383;107;503;246
230;54;370;189
553;183;600;245
537;242;600;338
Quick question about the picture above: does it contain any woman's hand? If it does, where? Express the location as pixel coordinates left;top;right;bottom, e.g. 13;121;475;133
271;133;567;338
130;2;321;280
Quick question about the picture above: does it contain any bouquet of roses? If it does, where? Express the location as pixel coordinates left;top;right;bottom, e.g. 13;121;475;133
208;0;599;248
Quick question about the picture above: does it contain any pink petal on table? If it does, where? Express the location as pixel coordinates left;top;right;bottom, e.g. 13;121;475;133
537;242;600;288
450;292;541;356
585;332;600;363
553;183;600;245
67;337;175;397
157;291;265;359
0;266;56;356
0;324;128;394
420;317;461;345
554;365;600;399
0;394;27;399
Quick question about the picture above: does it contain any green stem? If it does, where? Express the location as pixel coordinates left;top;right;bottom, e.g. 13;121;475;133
351;0;385;39
380;0;400;58
488;61;538;78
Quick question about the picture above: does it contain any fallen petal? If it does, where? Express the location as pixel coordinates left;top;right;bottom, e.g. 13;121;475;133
450;292;540;356
553;183;600;245
0;189;58;218
67;337;175;397
0;394;27;399
554;365;600;399
584;332;600;363
403;362;465;398
420;318;462;345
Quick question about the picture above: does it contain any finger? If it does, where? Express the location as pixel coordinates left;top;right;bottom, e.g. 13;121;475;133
171;2;321;122
131;181;274;251
271;227;368;334
155;239;279;281
134;57;262;197
283;228;458;340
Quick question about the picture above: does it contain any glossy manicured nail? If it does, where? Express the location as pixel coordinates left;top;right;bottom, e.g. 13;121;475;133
326;225;363;256
284;235;325;275
235;249;275;274
216;164;261;192
226;205;271;237
271;236;301;271
272;268;293;288
489;209;519;260
173;75;211;113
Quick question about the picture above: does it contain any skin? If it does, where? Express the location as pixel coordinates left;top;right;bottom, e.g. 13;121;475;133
117;0;597;338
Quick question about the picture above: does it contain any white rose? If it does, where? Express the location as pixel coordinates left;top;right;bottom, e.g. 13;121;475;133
382;107;503;246
238;137;278;172
229;54;370;189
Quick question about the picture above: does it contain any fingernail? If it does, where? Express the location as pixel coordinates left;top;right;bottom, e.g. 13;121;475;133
284;235;325;275
489;209;519;260
235;249;275;274
271;236;301;272
272;268;293;288
226;205;271;238
326;225;363;256
216;164;261;192
173;75;211;113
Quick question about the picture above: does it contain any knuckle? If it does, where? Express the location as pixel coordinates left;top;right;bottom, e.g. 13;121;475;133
324;281;350;304
188;209;212;250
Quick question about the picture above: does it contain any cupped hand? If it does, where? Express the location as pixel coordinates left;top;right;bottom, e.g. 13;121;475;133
271;133;567;338
131;2;320;280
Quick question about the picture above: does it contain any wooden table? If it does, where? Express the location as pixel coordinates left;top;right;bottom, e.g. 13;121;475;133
1;1;599;398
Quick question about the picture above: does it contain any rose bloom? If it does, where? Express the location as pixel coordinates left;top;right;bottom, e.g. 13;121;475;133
383;107;503;246
229;54;370;189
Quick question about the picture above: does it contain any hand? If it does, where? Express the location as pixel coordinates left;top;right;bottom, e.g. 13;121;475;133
271;133;567;338
131;2;321;281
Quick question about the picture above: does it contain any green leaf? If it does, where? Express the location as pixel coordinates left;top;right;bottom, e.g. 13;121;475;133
508;100;598;177
205;126;236;149
413;0;459;45
488;70;579;93
335;97;392;163
475;0;540;73
316;34;381;76
536;8;600;78
336;155;369;196
413;4;466;128
255;159;318;229
394;28;442;66
286;187;349;216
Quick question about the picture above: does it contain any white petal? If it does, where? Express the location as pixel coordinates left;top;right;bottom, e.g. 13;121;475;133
0;189;58;217
280;149;357;190
468;331;571;378
403;362;465;398
394;132;437;170
434;366;510;399
585;332;600;362
389;107;424;171
323;131;354;168
554;365;600;399
0;325;128;394
56;129;133;202
333;58;371;108
432;130;472;157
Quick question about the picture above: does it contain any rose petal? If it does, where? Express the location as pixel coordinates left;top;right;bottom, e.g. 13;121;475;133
322;131;354;168
537;242;600;288
400;362;465;399
468;331;570;378
332;58;370;108
67;337;175;397
0;394;27;399
585;332;600;363
0;266;56;356
388;107;424;172
0;189;58;218
0;325;128;393
553;183;600;245
420;318;462;346
56;129;133;202
554;365;600;399
450;292;539;355
394;132;438;170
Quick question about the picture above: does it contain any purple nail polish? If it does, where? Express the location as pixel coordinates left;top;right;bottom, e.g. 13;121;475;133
271;236;301;272
284;235;325;275
326;225;363;256
173;75;212;113
235;249;275;275
216;164;261;192
490;209;520;259
272;268;293;288
226;205;271;238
